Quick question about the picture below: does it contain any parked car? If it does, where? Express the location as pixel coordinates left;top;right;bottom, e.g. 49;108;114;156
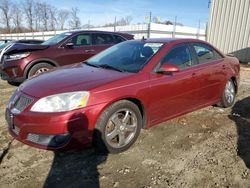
0;30;134;84
5;38;240;153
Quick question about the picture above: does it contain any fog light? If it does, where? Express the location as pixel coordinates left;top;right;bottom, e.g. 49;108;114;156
27;133;71;147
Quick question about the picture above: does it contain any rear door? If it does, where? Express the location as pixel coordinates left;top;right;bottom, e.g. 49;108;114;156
54;33;95;66
190;42;226;103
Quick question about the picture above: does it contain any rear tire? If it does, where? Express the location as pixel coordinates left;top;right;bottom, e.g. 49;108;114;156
218;79;236;108
93;100;142;154
28;63;53;78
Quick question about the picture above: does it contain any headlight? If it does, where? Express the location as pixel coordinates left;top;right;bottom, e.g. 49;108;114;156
5;52;30;61
31;91;90;112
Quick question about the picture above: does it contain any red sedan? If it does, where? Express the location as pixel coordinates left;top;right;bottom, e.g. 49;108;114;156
5;38;240;153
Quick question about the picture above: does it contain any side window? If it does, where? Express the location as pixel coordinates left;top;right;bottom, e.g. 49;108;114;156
113;35;125;43
193;43;223;64
161;45;194;70
67;34;91;46
93;34;114;45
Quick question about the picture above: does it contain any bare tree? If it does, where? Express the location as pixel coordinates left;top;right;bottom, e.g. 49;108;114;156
58;9;69;30
11;4;23;33
34;2;43;31
0;0;12;33
124;16;133;25
69;7;81;29
23;0;35;32
49;5;57;31
165;20;173;25
40;2;50;31
116;16;133;26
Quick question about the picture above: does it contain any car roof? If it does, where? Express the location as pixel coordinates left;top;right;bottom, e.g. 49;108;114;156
62;30;133;36
17;39;44;42
134;38;206;44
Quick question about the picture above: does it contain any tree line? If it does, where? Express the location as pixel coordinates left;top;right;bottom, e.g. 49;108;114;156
0;0;182;34
0;0;81;33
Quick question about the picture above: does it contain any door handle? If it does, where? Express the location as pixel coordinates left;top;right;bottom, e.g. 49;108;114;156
192;73;196;77
85;49;95;53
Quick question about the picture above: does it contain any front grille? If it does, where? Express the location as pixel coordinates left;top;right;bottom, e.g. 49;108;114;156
14;95;33;112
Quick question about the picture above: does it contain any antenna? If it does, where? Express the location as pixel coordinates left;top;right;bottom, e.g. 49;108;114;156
141;36;146;41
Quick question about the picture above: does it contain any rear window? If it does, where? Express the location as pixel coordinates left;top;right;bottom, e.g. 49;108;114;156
113;35;125;43
93;33;114;45
193;43;223;64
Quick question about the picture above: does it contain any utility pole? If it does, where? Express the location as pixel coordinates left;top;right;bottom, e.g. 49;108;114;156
173;16;177;38
197;20;201;39
205;22;208;41
147;11;152;38
114;16;117;32
88;20;90;30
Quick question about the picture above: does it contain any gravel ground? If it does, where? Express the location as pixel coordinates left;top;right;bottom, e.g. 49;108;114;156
0;67;250;188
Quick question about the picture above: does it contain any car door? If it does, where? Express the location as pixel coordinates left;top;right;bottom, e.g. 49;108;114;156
54;33;95;66
148;44;206;125
190;42;226;103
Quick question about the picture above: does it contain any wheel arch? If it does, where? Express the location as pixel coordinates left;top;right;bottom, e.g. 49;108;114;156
123;97;147;129
95;97;148;130
24;58;59;78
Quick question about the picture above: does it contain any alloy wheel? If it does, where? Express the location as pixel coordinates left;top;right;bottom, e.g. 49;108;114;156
35;67;50;75
224;80;235;104
105;108;138;148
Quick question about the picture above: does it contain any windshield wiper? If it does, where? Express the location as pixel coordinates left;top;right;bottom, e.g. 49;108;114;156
98;64;125;72
84;62;126;72
83;61;101;68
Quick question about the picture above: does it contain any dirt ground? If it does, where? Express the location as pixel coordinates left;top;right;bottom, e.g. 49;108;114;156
0;67;250;188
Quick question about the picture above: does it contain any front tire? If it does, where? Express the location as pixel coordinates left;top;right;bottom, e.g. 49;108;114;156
93;100;142;154
28;63;53;78
218;79;236;108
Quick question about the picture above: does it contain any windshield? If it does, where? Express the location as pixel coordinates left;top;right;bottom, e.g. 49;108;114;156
86;41;164;73
0;41;14;49
41;32;72;45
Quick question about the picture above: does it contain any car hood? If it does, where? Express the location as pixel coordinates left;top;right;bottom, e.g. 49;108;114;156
19;63;133;98
4;43;49;55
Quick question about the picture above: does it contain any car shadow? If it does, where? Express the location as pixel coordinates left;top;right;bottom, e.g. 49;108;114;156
43;113;108;188
229;97;250;168
43;149;107;188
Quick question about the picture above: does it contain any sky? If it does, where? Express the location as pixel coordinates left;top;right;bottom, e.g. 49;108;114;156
45;0;211;28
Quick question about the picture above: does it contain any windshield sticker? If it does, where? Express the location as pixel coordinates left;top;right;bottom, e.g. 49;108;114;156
145;43;163;48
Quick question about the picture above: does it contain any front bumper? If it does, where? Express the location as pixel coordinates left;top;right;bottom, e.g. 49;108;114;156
0;71;25;83
5;107;96;150
0;59;26;83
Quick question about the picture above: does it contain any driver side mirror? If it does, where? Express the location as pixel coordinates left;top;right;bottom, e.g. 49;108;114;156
157;63;180;74
65;42;74;48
